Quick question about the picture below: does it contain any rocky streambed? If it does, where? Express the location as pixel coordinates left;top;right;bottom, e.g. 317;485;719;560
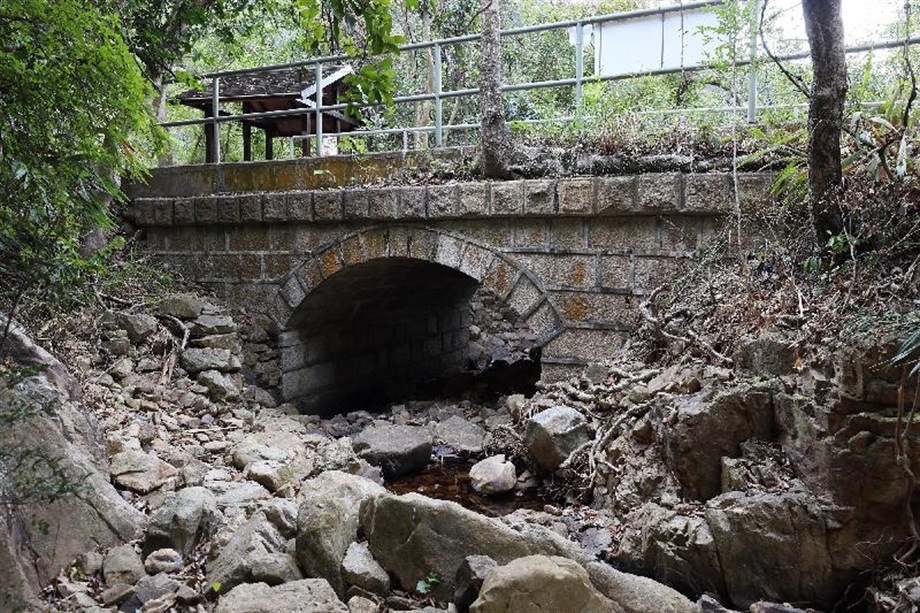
1;289;917;612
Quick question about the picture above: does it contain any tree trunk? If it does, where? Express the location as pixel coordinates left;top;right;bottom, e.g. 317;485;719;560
479;0;515;179
802;0;847;242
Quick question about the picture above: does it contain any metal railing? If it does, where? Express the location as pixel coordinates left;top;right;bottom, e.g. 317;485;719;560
161;0;919;164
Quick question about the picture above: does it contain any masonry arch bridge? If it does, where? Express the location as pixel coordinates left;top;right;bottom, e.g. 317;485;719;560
269;226;560;415
127;154;772;415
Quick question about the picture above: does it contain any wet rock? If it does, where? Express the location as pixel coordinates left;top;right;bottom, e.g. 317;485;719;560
144;548;183;574
145;486;219;556
454;555;497;613
341;542;389;595
469;455;516;495
180;347;241;374
110;450;177;493
470;555;618;613
351;425;432;480
435;416;487;456
296;471;386;596
103;544;144;586
214;580;348;613
523;406;591;473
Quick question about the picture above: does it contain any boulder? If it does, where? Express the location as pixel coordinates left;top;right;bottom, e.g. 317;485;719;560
114;312;159;343
103;544;144;586
296;471;386;596
341;542;389;595
469;455;516;495
435;416;488;455
180;348;241;374
523;406;591;473
198;369;240;401
110;450;178;494
585;561;699;613
662;387;774;501
192;314;237;337
351;425;432;479
208;506;299;593
214;580;348;613
145;486;219;556
454;555;498;612
359;492;569;600
144;548;183;574
470;555;619;613
159;294;204;320
704;490;840;609
135;572;180;604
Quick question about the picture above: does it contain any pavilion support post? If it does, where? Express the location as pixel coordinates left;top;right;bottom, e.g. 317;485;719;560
302;115;310;157
242;103;252;162
204;108;216;164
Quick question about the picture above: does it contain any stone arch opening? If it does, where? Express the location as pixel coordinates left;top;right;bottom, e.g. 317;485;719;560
272;226;563;416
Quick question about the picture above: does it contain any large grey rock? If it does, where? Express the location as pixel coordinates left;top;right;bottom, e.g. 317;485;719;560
181;347;241;374
359;492;570;601
110;450;178;494
0;319;144;608
469;455;516;495
103;544;144;586
341;542;389;595
208;507;299;593
435;416;488;455
454;555;498;612
144;548;183;574
662;387;774;501
135;572;180;604
523;406;591;473
145;487;219;556
296;471;386;596
705;490;840;609
192;314;237;337
198;369;240;401
585;561;699;613
159;294;204;320
351;425;432;479
114;312;159;343
470;555;619;613
214;580;347;613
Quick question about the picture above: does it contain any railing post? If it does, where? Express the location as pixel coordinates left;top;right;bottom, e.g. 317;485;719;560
212;76;220;164
434;42;443;147
575;21;584;121
747;0;761;123
314;61;324;157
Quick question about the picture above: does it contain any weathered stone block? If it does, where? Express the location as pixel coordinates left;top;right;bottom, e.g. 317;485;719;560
263;194;288;222
597;176;637;215
174;199;195;224
368;188;398;219
458;183;489;217
516;254;595;290
633;256;689;293
524;301;560;339
228;227;269;252
659;216;700;255
558;178;595;215
360;229;388;259
294;261;324;294
341;235;364;266
387;227;412;257
459;244;494;281
483;258;519;299
152;199;174;226
280;275;306;309
684;173;733;213
543;328;623;361
313;190;343;221
239;195;263;222
549;218;585;249
428;184;457;218
736;173;775;215
524;180;556;215
318;246;344;278
264;254;293;280
408;229;438;261
195;196;218;224
588;217;660;254
435;234;465;269
491;181;524;215
343;190;369;219
239;254;262;280
507;276;542;316
637;173;681;212
215;196;240;224
600;255;632;290
285;191;312;221
512;220;549;248
399;186;426;218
